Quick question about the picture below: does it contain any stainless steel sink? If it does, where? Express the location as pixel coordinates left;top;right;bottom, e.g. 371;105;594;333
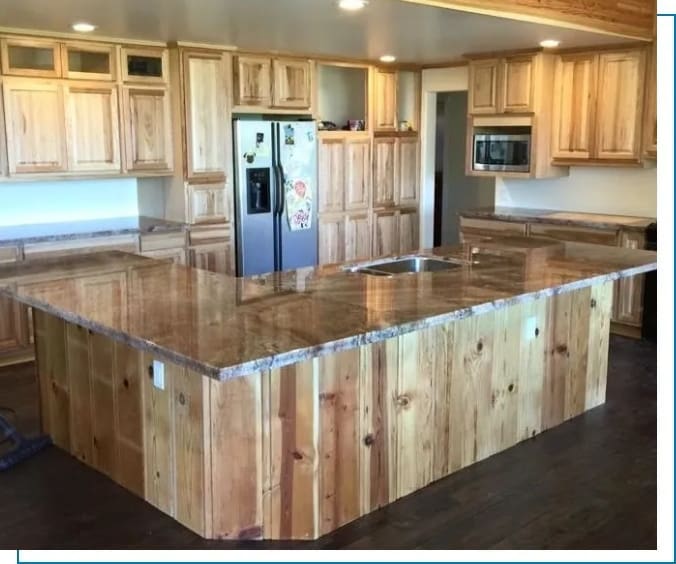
347;257;462;276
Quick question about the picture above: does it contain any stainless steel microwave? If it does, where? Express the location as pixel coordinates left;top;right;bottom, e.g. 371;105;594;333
473;134;531;172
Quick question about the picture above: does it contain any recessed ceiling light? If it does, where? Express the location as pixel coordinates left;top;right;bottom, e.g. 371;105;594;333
539;39;560;48
380;55;396;63
338;0;368;11
72;22;97;33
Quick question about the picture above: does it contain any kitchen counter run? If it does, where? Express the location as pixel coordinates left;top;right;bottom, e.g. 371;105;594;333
0;237;656;379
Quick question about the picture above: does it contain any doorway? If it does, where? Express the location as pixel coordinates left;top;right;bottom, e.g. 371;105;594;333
432;91;494;246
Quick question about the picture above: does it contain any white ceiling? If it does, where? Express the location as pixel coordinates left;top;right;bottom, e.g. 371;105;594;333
0;0;630;64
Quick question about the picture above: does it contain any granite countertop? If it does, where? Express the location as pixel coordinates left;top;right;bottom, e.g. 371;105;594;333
0;216;185;247
0;237;656;380
460;207;656;231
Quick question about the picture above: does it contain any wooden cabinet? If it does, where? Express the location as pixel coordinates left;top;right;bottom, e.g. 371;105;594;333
528;223;618;245
373;209;399;257
468;56;534;114
398;137;419;206
64;82;121;173
272;59;311;108
552;48;646;163
344;137;371;210
551;53;597;160
398;208;419;254
0;287;28;357
373;137;397;207
595;50;646;160
141;248;187;265
318;139;345;213
373;69;397;130
189;242;233;274
187;183;229;225
62;41;118;81
234;55;271;107
318;214;345;265
2;78;68;174
183;50;230;181
121;47;168;84
122;85;173;172
468;59;499;114
643;42;657;158
345;212;371;261
614;231;645;326
502;56;534;113
1;37;61;78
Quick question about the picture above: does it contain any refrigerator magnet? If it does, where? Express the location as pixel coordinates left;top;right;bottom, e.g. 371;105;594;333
284;125;295;145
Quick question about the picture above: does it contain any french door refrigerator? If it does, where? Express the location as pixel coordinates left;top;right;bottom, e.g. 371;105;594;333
233;119;318;276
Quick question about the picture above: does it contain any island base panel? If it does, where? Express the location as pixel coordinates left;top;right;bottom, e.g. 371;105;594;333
33;281;613;540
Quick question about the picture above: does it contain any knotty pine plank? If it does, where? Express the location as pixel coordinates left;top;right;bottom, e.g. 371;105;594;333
66;324;93;465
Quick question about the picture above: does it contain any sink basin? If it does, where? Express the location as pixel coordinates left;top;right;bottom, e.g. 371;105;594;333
347;257;462;276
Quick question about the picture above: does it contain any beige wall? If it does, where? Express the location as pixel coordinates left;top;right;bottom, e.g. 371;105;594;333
495;166;657;218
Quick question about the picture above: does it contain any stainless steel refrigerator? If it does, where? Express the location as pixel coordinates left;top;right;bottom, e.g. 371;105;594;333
233;119;318;276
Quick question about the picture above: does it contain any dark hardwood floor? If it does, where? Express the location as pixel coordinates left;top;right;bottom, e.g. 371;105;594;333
0;336;656;549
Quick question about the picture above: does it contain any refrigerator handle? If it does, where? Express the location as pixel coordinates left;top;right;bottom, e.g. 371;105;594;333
277;163;286;214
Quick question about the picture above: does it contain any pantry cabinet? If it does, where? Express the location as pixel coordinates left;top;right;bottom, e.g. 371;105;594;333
345;212;371;261
373;137;397;207
398;208;419;254
122;85;173;172
318;214;345;265
552;47;646;163
2;78;68;174
398;137;419;206
318;139;345;213
182;50;230;181
64;82;121;172
344;137;371;210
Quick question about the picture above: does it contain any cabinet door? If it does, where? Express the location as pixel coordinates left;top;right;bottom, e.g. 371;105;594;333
344;137;371;211
468;59;499;114
551;54;597;160
0;290;28;355
0;38;61;78
595;49;646;161
643;42;657;158
502;56;534;113
614;231;645;326
121;47;168;84
272;59;311;108
373;137;397;207
189;242;233;274
3;78;68;174
373;70;397;130
62;42;118;81
183;50;229;181
459;217;527;242
318;214;346;265
397;137;419;206
142;248;187;266
187;183;229;225
529;223;618;245
373;210;398;257
398;209;419;254
122;86;173;172
76;272;129;329
318;139;345;213
345;212;371;262
234;56;271;107
65;82;121;172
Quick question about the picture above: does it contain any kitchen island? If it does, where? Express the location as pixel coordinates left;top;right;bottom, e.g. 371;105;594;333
0;237;656;540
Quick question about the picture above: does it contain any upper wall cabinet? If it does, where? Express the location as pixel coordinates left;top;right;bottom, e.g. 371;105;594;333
373;69;397;130
272;58;311;108
233;55;312;110
371;68;420;132
468;55;534;114
551;47;646;163
121;47;168;84
62;42;118;81
642;42;657;159
2;78;68;174
64;82;121;172
182;50;230;181
0;38;62;78
234;55;271;106
122;85;173;172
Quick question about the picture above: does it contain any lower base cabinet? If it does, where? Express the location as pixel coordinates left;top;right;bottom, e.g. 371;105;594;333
189;242;233;274
373;208;419;258
319;212;372;265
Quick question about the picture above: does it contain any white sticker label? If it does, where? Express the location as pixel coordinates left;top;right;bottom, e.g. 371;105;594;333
153;360;165;390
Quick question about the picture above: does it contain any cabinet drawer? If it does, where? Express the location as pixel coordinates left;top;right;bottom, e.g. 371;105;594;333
24;235;139;259
139;231;186;253
189;224;231;246
187;183;229;225
459;217;527;237
529;223;618;245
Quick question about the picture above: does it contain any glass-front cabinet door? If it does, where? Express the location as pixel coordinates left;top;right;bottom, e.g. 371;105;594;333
0;38;61;78
121;47;168;83
62;42;118;81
